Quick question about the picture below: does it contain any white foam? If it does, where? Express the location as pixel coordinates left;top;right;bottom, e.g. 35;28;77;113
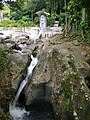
9;103;29;120
9;55;38;119
18;44;27;49
27;55;38;77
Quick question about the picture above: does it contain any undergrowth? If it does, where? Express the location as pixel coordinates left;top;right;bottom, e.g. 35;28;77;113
0;50;11;79
0;50;14;120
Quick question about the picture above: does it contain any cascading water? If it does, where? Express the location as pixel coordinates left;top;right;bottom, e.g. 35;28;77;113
9;54;38;120
13;54;38;107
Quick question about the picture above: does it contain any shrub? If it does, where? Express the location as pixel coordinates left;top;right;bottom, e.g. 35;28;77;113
0;18;32;28
47;15;54;27
0;19;15;27
0;50;11;79
34;16;39;26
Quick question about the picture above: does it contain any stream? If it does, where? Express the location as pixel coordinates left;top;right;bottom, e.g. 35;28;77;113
9;54;54;120
9;103;54;120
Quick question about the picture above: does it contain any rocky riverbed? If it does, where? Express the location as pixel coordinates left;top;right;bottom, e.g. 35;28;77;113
0;29;90;120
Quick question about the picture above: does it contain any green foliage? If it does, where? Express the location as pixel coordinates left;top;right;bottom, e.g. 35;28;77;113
47;15;54;27
61;54;75;99
0;112;10;120
0;19;16;27
4;0;90;44
15;15;31;27
10;10;23;20
0;50;11;79
0;51;11;114
65;0;90;43
63;103;72;110
0;17;32;27
0;51;14;119
52;13;60;21
9;0;46;21
61;77;72;99
34;16;39;26
67;0;82;29
67;54;74;65
0;3;4;10
59;13;65;26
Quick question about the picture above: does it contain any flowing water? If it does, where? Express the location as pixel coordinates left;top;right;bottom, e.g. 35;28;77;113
9;55;38;120
9;54;54;120
13;54;38;107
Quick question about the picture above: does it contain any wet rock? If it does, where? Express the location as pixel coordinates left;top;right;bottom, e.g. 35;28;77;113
1;31;89;120
17;36;30;45
5;40;16;49
48;47;90;120
0;43;9;50
11;44;22;51
25;42;90;120
8;53;29;89
0;32;12;42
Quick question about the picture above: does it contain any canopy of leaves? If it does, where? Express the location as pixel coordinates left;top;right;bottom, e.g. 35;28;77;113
0;2;4;10
2;0;90;40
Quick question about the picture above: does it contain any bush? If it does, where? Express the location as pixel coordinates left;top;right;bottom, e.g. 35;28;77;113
0;50;11;79
0;50;14;118
18;16;31;27
0;19;15;27
59;13;65;26
34;16;39;26
0;18;32;28
47;16;54;27
15;19;31;28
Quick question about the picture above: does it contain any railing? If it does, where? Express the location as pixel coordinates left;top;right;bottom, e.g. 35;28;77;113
0;27;40;32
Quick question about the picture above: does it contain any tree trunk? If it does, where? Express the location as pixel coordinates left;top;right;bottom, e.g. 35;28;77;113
31;10;34;25
65;0;67;36
88;8;90;29
59;1;62;14
50;0;55;14
81;8;85;38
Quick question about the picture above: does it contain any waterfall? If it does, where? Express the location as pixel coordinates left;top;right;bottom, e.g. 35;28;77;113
9;54;38;119
13;54;38;107
13;79;27;107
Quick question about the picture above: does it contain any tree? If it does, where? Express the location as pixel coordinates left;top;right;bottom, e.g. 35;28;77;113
0;2;4;10
65;0;67;35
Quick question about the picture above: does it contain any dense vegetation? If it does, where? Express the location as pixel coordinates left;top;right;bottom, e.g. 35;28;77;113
0;0;89;43
0;50;14;119
0;50;11;78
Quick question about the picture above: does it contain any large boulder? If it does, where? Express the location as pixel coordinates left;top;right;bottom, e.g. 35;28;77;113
0;31;12;43
25;42;90;120
8;52;29;89
0;33;37;90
